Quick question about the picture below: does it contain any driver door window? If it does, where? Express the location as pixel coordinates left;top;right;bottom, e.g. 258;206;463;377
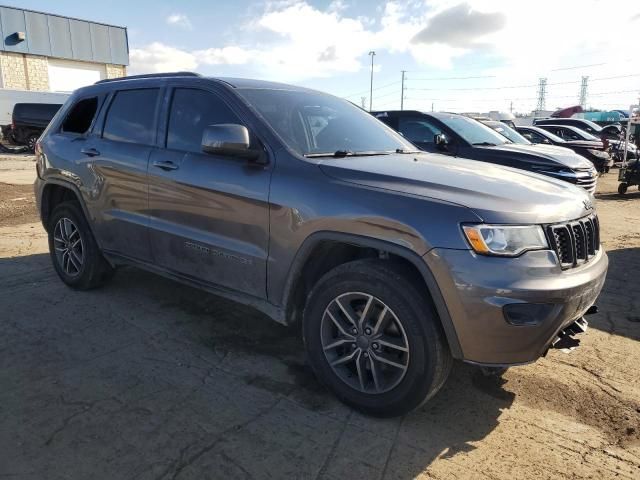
398;117;442;145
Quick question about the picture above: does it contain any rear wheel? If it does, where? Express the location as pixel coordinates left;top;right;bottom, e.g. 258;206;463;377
26;133;39;152
303;259;452;417
618;183;628;195
48;201;114;289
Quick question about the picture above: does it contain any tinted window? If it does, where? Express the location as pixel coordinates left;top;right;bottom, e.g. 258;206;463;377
62;97;98;134
436;115;510;145
103;89;159;145
398;117;442;144
167;88;241;153
521;130;546;143
490;124;530;144
236;88;414;156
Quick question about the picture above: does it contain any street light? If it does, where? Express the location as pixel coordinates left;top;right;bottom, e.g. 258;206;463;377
368;51;376;111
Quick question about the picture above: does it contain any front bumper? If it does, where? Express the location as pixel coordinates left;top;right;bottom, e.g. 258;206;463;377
424;247;608;365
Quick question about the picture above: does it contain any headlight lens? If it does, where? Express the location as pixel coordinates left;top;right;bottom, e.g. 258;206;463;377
462;224;548;256
587;149;609;158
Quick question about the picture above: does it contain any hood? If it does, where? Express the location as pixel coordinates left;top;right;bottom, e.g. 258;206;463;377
319;153;594;224
485;143;593;169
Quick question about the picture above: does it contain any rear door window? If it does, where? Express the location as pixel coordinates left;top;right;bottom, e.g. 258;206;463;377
61;97;98;134
166;88;241;153
103;89;160;145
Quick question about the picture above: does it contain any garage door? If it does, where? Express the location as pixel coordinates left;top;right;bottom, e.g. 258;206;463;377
48;59;106;93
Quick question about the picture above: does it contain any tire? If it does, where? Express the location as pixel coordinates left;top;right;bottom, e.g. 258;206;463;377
618;183;628;195
26;133;39;152
303;259;452;417
47;201;114;290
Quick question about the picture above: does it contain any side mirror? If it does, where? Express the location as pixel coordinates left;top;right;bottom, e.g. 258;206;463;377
202;124;261;161
434;133;448;149
543;138;551;144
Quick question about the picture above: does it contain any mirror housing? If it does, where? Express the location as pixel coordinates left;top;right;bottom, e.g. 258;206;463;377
202;124;261;161
434;133;448;149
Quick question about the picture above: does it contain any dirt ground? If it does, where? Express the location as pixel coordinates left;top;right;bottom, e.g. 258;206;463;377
0;157;638;479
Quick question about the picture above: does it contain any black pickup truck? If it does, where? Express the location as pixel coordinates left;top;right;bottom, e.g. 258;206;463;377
10;103;62;151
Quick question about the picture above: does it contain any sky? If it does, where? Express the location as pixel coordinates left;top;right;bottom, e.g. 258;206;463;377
9;0;640;114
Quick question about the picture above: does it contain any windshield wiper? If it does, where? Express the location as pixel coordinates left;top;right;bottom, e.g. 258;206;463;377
395;148;422;154
304;150;393;158
472;142;497;146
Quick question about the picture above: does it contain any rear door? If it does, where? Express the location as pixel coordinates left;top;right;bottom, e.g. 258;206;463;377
147;85;271;297
90;87;162;262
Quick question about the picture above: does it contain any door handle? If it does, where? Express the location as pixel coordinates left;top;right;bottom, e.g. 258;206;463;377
80;147;100;157
153;160;179;171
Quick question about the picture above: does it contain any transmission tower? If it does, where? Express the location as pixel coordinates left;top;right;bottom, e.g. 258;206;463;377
579;76;589;108
536;78;547;112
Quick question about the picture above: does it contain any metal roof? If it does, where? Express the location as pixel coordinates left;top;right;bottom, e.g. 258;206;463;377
0;5;128;65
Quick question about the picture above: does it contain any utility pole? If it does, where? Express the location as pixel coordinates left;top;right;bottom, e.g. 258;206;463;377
536;77;547;112
579;76;589;109
431;102;434;112
510;100;513;113
368;51;376;111
400;70;406;110
360;97;366;109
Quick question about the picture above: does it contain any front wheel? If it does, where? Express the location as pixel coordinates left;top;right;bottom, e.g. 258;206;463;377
618;183;628;195
27;133;39;152
303;259;452;417
48;201;114;290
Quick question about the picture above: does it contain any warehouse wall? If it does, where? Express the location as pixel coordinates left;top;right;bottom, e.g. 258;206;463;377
0;51;126;91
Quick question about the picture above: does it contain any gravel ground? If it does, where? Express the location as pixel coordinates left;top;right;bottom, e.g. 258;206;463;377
0;161;638;479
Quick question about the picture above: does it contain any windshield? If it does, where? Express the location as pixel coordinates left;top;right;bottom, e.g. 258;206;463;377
567;126;600;141
437;115;510;146
531;127;565;143
578;118;603;132
489;123;530;144
236;88;416;156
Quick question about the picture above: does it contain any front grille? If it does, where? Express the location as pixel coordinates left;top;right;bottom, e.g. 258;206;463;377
573;169;597;194
547;214;600;269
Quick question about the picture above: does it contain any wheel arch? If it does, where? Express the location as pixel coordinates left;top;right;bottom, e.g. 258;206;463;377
281;231;463;359
40;180;92;233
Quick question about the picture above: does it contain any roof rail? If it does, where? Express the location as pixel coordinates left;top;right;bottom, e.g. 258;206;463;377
95;72;201;84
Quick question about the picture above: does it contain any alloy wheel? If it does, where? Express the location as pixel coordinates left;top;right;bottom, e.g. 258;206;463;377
320;292;410;394
53;217;84;277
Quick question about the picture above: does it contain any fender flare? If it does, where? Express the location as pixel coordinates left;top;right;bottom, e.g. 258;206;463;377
39;179;100;241
281;231;463;359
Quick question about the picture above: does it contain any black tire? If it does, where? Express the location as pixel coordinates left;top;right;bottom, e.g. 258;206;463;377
618;183;628;195
47;201;114;290
303;259;452;417
26;133;39;152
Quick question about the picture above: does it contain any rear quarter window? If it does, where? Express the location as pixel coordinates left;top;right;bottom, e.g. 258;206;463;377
61;97;99;134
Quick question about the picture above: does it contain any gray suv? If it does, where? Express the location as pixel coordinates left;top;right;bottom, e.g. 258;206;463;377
34;73;608;416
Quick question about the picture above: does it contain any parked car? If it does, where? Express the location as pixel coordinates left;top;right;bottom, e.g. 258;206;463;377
373;110;598;194
35;73;607;416
517;125;615;172
534;117;621;140
11;103;62;151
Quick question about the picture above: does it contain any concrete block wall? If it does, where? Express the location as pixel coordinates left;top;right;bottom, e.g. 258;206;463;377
0;52;50;91
106;64;126;79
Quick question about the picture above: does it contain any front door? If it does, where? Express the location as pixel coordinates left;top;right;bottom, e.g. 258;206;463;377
147;87;271;298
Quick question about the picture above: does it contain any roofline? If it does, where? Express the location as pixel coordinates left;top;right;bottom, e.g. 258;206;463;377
0;4;127;30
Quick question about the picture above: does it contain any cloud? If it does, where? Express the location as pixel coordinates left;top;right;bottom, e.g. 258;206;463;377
129;42;198;73
197;46;255;65
412;3;506;48
166;13;192;30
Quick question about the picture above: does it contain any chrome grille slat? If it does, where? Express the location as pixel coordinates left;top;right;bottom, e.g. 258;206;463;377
547;214;599;269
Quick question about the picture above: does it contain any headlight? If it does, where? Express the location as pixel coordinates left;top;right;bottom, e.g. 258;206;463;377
462;224;548;256
587;149;609;159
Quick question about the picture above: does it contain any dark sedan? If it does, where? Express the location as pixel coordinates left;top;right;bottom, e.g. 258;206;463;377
373;110;598;194
525;125;614;172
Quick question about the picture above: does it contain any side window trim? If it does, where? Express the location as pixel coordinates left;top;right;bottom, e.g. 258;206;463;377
100;86;164;147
